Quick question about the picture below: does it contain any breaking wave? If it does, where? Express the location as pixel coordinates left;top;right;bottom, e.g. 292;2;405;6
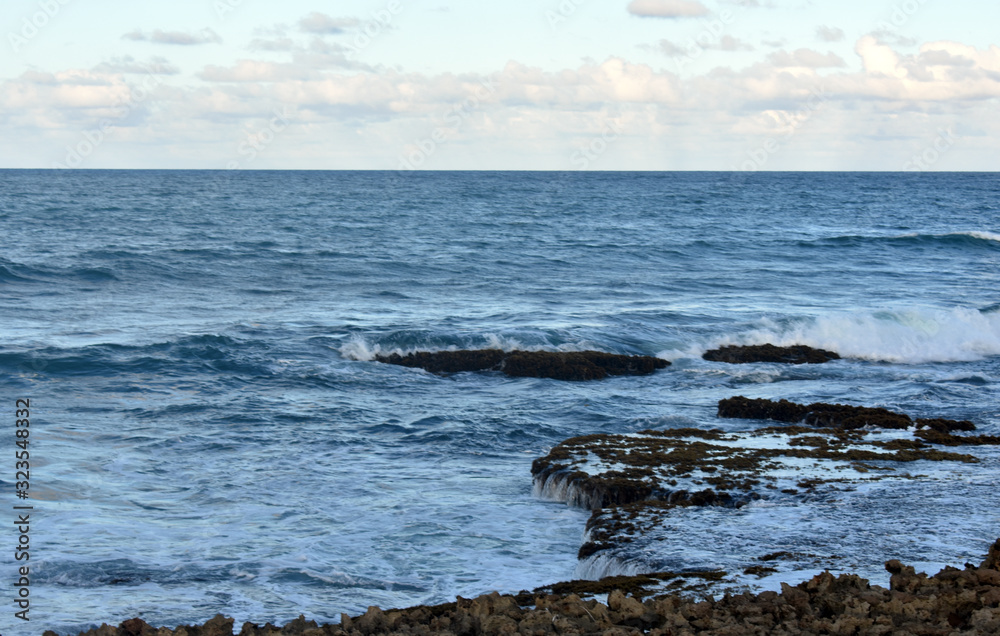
700;307;1000;364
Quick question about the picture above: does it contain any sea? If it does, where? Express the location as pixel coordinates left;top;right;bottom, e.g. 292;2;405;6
0;170;998;635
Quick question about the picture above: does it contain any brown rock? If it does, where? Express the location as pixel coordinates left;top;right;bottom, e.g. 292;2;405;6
120;618;152;636
608;590;645;620
201;614;236;636
984;538;1000;571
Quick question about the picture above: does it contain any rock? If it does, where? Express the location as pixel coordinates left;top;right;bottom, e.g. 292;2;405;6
718;396;985;436
984;539;1000;571
702;344;840;364
608;590;646;620
201;615;235;636
119;618;152;636
83;546;1000;635
375;349;669;381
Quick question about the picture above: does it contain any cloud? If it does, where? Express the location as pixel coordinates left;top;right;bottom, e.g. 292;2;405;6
768;49;846;68
93;56;180;76
298;12;361;35
658;35;754;56
816;26;845;43
123;29;222;46
5;37;1000;169
716;35;755;51
248;38;296;52
627;0;709;18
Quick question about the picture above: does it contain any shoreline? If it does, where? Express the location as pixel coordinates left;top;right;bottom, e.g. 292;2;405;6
54;539;1000;635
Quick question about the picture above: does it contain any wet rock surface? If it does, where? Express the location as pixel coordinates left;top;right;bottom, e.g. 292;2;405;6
532;400;999;580
719;396;987;438
375;349;669;381
703;344;841;364
61;541;1000;635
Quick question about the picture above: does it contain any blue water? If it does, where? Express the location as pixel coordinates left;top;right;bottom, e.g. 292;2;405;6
1;171;999;635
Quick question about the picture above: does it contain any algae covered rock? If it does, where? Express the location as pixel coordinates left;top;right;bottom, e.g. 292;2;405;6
703;343;841;364
375;349;669;381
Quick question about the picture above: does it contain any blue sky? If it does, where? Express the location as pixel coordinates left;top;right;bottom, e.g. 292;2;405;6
2;0;998;170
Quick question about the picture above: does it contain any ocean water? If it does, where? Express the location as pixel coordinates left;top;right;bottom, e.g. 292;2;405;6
0;170;998;634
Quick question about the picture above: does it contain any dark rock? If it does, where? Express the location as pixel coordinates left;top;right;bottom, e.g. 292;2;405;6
63;540;1000;635
375;349;668;381
718;396;981;433
375;349;505;374
118;618;149;636
985;539;1000;571
703;344;841;364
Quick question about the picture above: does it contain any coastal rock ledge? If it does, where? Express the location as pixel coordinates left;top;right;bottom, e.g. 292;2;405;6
375;349;669;381
55;539;1000;636
703;344;840;364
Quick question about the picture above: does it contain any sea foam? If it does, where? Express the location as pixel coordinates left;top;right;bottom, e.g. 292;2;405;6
709;307;1000;364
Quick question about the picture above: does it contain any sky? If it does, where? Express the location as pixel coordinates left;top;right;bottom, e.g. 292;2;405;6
1;0;998;170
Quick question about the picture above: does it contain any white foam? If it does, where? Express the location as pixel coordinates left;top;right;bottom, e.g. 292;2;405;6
338;335;384;361
338;334;599;362
895;230;1000;243
959;230;1000;243
575;553;645;580
710;307;1000;364
533;472;603;510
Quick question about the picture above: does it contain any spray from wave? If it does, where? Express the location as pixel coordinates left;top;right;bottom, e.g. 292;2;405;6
338;333;599;362
707;307;1000;364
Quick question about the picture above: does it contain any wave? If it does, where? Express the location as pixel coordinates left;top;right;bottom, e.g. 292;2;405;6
0;257;119;285
338;332;603;362
0;334;274;377
809;231;1000;250
697;307;1000;364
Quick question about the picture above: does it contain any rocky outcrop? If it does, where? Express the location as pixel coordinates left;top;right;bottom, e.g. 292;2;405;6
530;421;989;568
61;541;1000;635
703;344;841;364
375;349;669;381
718;396;988;440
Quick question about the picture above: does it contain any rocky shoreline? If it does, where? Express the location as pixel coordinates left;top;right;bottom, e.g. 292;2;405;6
54;344;999;635
57;540;1000;635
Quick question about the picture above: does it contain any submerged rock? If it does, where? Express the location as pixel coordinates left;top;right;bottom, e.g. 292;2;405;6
703;343;841;364
375;349;669;381
67;542;1000;635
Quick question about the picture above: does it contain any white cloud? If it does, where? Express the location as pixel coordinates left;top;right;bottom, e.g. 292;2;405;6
658;35;754;56
4;35;1000;169
768;49;846;68
123;29;222;46
627;0;709;18
93;56;180;76
816;26;845;43
298;12;361;35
